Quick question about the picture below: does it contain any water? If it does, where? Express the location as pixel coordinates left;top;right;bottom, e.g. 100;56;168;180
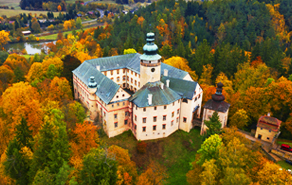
5;41;56;55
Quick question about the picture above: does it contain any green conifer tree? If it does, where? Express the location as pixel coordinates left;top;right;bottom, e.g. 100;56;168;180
204;111;222;138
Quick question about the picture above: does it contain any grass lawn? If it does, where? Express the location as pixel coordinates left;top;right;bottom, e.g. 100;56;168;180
0;9;62;17
39;29;83;40
100;127;203;184
277;160;292;170
20;54;32;60
276;139;292;146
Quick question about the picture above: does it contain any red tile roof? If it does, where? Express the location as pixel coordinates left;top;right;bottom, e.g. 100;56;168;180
257;116;281;132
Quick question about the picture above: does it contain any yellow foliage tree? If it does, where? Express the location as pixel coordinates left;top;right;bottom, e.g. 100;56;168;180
49;77;72;102
0;30;10;50
229;109;249;129
64;20;72;30
94;44;103;58
137;161;168;185
123;48;137;55
199;64;213;86
164;56;198;81
1;82;43;137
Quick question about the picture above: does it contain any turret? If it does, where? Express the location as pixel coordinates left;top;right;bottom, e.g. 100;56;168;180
140;33;162;87
88;76;97;94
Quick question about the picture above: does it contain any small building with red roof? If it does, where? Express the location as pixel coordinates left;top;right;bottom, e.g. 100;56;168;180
255;114;281;143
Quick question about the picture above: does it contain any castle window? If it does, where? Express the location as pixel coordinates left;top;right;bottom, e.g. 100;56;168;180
183;117;187;123
104;112;106;117
143;118;147;123
131;78;133;83
143;108;146;112
114;122;118;128
122;94;125;97
162;124;166;129
114;114;118;119
131;71;133;75
104;71;107;76
172;112;174;117
135;115;137;121
171;120;174;126
154;106;157;110
111;78;113;80
163;115;166;121
143;127;146;132
125;111;129;116
267;137;270;140
135;80;137;85
135;73;137;77
195;97;197;101
117;77;120;82
134;124;137;130
269;129;271;132
183;99;188;103
116;95;119;98
123;83;126;88
176;117;179;123
111;70;113;75
153;116;157;122
151;68;155;72
164;105;167;109
178;99;180;103
117;69;119;74
123;69;125;73
123;76;126;81
117;103;119;106
153;125;156;131
177;109;180;114
173;102;175;106
127;76;129;80
138;82;140;87
123;102;125;105
124;120;128;125
199;94;201;98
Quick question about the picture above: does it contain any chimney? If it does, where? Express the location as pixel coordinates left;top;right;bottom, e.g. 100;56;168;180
164;69;168;76
267;112;271;116
160;83;164;89
166;79;170;87
148;94;153;105
96;65;100;71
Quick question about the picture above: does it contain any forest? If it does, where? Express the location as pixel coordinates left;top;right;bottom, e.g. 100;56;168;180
0;0;292;184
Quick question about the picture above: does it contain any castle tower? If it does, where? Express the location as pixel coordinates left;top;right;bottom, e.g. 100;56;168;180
88;76;98;120
88;76;97;94
200;82;230;135
140;32;162;87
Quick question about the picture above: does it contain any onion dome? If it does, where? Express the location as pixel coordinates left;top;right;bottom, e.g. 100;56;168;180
212;82;225;102
88;76;97;88
140;32;161;61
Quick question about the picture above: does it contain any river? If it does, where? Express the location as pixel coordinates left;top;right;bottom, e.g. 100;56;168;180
5;41;56;55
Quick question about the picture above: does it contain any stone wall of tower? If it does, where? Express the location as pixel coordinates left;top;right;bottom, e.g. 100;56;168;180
140;60;161;87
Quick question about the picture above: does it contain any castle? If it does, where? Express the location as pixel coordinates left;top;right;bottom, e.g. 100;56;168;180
72;33;203;140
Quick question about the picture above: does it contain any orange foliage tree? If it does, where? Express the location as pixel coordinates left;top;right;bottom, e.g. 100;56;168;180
137;161;168;185
108;145;138;185
70;121;99;169
49;77;72;102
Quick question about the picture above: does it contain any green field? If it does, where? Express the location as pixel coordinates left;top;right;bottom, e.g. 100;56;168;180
0;9;62;18
38;29;84;40
100;128;203;184
20;54;32;60
277;160;292;170
276;139;292;146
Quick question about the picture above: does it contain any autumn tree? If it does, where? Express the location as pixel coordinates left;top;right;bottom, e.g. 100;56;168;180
3;54;30;74
257;161;292;184
70;121;99;169
1;82;43;137
49;77;72;102
108;145;138;185
124;48;137;55
0;30;10;50
137;161;168;185
229;109;249;129
164;56;198;81
197;134;223;165
199;159;218;185
199;64;213;86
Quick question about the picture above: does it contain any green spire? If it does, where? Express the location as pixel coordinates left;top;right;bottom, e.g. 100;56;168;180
140;32;161;61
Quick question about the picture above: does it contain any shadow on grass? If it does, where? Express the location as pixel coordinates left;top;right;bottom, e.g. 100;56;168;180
100;127;203;184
